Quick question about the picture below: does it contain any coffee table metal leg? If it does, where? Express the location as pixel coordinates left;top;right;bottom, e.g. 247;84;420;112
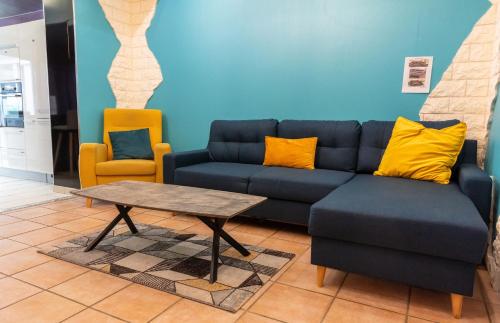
209;219;222;284
198;217;250;257
118;205;138;234
218;230;250;256
85;205;135;252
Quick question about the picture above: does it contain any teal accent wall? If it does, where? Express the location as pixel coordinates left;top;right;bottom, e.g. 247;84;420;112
74;0;119;143
74;0;490;151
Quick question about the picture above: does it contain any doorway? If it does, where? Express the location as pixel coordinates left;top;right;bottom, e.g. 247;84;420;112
44;0;79;188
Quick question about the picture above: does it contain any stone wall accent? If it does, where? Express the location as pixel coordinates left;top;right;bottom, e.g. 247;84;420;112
419;0;500;165
98;0;162;108
419;0;500;292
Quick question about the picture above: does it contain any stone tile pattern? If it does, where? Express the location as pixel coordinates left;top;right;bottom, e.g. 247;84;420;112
99;0;163;108
72;180;266;219
420;0;499;165
40;224;294;312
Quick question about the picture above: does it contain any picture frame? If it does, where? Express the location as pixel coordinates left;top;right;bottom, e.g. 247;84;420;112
402;56;433;93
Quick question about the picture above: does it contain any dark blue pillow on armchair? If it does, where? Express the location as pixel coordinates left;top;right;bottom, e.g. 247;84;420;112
109;128;154;160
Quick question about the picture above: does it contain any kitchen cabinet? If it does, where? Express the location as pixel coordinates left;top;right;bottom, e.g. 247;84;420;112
24;117;52;173
0;20;54;176
0;148;26;170
0;47;20;81
0;127;25;149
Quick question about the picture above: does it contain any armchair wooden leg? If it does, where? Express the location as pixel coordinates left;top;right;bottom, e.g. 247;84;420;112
317;266;326;287
86;198;93;208
451;293;463;319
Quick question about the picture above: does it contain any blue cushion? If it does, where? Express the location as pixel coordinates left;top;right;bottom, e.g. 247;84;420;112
356;120;473;173
174;162;265;193
278;120;361;172
108;128;153;160
248;167;355;203
208;119;278;164
309;174;488;264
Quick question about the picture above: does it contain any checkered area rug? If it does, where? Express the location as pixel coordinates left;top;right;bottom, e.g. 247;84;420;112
39;224;295;312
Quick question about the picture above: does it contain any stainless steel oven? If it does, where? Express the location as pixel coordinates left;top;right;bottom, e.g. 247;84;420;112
0;81;23;127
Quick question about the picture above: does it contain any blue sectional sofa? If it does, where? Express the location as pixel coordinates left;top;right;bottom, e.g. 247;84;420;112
164;119;491;318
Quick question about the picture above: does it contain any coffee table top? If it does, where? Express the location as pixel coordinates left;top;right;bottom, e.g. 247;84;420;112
72;181;267;219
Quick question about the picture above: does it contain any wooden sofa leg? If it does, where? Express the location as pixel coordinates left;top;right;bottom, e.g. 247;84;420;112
451;293;463;319
86;198;93;208
317;266;326;287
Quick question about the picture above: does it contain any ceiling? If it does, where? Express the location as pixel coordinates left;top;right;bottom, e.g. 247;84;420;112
0;0;43;19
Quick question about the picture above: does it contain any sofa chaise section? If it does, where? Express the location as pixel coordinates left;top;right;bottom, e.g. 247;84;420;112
310;120;491;319
309;174;488;265
309;174;488;297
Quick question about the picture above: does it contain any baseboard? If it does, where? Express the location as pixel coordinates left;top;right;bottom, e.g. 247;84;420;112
0;167;54;183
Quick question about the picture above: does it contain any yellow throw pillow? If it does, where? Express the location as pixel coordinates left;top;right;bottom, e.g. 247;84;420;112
263;136;318;170
374;117;466;184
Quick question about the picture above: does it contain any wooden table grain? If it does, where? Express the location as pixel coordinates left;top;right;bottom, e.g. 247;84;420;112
72;180;266;219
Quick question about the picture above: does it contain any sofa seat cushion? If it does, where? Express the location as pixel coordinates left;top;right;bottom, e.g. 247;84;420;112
174;162;265;193
248;167;355;203
309;175;488;264
96;159;156;176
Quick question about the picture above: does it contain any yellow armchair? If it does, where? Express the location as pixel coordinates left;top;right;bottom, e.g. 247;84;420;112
79;108;171;207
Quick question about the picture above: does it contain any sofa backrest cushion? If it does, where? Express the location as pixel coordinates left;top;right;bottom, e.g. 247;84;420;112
357;120;476;173
208;119;278;164
278;120;361;172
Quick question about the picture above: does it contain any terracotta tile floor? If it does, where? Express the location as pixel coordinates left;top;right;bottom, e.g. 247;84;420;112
0;197;497;322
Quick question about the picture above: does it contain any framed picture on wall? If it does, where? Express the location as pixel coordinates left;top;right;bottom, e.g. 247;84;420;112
402;56;433;93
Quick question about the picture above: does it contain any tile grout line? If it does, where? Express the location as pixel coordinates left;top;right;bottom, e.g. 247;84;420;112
476;272;496;323
0;241;31;258
9;230;77;248
145;297;184;323
319;269;349;323
334;295;412;317
2;205;229;321
0;269;134;322
4;199;441;322
405;284;412;323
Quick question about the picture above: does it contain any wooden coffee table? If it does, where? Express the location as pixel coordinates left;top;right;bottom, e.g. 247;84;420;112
71;181;266;283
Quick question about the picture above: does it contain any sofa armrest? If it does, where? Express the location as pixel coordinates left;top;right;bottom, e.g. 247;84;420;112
457;163;492;223
154;143;172;183
163;149;210;184
79;143;108;188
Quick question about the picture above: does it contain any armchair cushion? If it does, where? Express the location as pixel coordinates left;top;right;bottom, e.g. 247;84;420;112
96;159;156;176
457;163;492;223
108;128;154;160
103;108;162;160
